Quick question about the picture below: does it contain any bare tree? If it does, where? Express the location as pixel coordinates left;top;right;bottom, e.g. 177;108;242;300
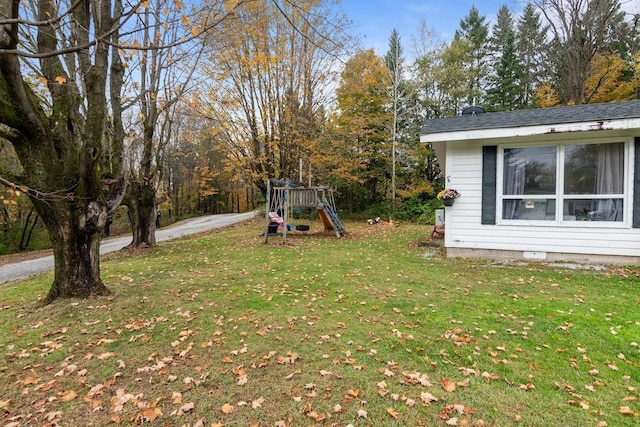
198;0;351;193
121;0;216;248
532;0;630;104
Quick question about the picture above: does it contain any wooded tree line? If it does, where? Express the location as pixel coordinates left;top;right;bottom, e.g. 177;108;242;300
0;0;638;300
188;0;639;217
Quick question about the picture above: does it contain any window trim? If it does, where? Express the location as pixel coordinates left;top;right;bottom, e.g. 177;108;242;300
496;138;632;227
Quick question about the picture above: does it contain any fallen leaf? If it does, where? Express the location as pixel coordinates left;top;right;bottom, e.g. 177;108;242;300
97;352;115;360
24;376;42;385
387;407;399;419
453;404;465;414
357;408;368;418
252;396;265;408
518;383;535;391
221;403;234;414
442;378;456;392
59;390;78;401
421;391;439;403
140;407;162;421
45;411;63;421
618;406;634;415
177;402;195;415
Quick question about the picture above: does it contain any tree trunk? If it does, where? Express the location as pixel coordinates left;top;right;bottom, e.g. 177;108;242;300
42;201;110;303
125;181;157;248
19;209;37;251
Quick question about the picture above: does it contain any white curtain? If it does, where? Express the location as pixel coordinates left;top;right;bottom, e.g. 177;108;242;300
503;158;525;219
594;144;624;221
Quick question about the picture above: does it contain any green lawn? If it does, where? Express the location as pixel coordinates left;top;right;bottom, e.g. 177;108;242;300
1;218;638;426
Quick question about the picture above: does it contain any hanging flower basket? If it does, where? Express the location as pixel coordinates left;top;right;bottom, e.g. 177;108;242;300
437;188;461;207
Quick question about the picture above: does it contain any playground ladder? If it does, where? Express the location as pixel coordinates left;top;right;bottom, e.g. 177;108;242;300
319;198;345;235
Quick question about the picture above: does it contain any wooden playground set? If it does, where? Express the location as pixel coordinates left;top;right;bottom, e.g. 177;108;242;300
264;179;345;243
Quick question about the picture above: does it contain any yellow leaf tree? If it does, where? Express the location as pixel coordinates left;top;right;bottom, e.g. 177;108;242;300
198;0;351;193
584;53;637;103
319;49;393;211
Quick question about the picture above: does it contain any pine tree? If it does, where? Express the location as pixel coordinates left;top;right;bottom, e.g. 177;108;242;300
489;5;515;60
455;5;490;106
485;31;525;111
516;4;549;107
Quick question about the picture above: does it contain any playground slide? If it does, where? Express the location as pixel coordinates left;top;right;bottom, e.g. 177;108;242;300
317;207;335;231
317;206;344;238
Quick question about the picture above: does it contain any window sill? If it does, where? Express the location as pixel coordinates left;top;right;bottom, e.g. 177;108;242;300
498;220;627;228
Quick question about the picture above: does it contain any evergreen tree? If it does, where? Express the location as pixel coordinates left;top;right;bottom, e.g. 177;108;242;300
485;31;525;111
455;5;490;106
489;5;515;60
516;4;549;107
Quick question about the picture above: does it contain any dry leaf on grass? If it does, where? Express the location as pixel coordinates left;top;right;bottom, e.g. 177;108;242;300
174;402;195;415
252;396;265;408
442;378;456;392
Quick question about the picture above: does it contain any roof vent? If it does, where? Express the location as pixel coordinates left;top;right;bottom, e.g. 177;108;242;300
461;106;486;116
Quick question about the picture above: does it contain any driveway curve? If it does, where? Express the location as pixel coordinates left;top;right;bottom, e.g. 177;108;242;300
0;211;257;284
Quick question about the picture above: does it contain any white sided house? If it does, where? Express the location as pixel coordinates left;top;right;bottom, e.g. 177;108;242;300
421;100;640;265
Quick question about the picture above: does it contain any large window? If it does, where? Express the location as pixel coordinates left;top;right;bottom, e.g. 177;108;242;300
501;141;626;222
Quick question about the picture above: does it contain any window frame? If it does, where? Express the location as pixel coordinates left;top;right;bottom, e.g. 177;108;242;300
496;137;632;227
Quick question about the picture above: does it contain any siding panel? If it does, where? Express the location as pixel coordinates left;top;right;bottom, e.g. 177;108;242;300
634;137;640;228
445;139;640;259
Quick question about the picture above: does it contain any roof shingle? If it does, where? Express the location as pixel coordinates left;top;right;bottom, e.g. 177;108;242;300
420;100;640;135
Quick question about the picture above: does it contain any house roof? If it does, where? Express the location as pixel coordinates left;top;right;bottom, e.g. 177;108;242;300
420;99;640;136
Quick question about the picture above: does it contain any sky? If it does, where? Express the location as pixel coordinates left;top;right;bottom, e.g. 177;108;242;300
339;0;525;56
